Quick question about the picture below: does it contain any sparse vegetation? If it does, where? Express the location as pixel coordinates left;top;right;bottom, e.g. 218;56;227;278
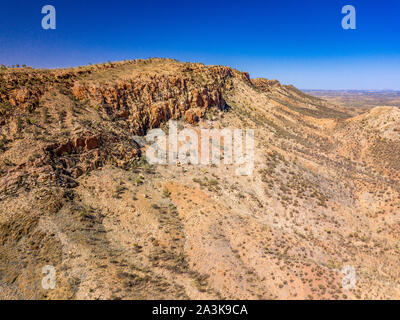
0;58;398;300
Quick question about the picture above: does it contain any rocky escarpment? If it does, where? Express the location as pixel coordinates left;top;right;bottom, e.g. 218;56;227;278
251;78;281;92
0;129;144;199
0;58;257;224
0;59;253;197
69;64;251;134
0;59;251;134
1;58;400;300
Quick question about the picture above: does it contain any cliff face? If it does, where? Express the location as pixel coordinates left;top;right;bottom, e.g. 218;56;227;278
1;59;250;133
0;59;250;198
1;59;400;300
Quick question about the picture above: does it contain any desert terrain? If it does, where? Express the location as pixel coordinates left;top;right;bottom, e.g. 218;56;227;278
305;90;400;115
0;59;399;300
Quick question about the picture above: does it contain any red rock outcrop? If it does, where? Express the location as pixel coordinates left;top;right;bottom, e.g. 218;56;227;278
0;59;251;131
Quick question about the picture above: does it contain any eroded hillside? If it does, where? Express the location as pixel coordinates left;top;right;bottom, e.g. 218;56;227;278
0;59;399;300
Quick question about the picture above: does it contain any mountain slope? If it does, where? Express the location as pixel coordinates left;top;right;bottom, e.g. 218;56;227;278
0;59;399;300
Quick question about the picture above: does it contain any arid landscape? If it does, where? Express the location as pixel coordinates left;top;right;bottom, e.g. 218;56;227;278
305;90;400;115
1;58;400;300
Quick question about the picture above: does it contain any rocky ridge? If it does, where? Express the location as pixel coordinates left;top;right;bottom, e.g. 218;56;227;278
0;58;399;300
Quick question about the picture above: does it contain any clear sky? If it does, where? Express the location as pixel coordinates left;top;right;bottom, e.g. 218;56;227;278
0;0;399;90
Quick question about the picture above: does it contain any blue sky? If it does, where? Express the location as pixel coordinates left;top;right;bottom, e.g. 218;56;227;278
0;0;399;89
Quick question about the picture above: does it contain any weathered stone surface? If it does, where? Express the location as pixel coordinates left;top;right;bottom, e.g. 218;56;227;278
55;142;73;156
85;135;100;150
